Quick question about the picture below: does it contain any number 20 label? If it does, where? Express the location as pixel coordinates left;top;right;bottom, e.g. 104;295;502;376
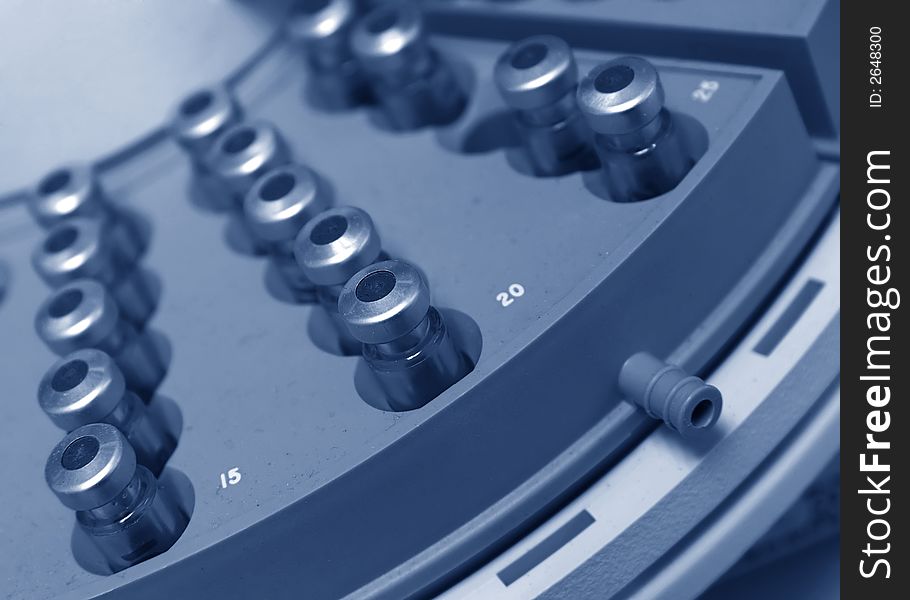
496;283;525;307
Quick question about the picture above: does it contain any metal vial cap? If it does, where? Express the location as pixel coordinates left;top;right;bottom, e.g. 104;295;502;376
338;259;430;344
294;206;382;286
38;349;126;431
29;163;105;228
45;423;137;511
35;279;120;356
576;56;665;135
244;163;328;242
170;85;241;155
494;35;578;111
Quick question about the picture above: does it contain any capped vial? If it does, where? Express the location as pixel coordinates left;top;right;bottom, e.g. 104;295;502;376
494;35;594;175
576;57;695;201
32;218;155;326
287;0;370;108
244;164;330;302
45;423;188;573
28;163;145;261
294;206;384;353
35;279;165;397
338;260;470;410
39;349;176;473
206;120;291;200
351;2;465;129
29;163;107;228
170;85;242;163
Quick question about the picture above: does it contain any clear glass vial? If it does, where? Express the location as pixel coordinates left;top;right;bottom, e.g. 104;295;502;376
338;259;470;410
576;56;695;201
45;423;188;573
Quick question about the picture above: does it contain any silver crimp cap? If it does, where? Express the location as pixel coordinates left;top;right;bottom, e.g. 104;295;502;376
38;349;126;431
244;164;328;242
338;259;430;344
494;35;578;111
576;56;665;135
350;2;429;84
32;218;112;287
45;423;137;511
288;0;357;62
29;163;106;228
170;85;241;156
206;120;288;195
35;279;120;356
294;206;382;286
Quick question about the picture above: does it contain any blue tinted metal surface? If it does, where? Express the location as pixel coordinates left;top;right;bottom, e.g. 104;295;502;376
0;2;839;599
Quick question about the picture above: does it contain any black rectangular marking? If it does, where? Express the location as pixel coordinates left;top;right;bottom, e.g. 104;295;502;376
497;510;596;586
753;278;825;356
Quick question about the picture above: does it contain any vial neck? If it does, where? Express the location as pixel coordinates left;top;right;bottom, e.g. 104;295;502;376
517;91;578;127
79;470;145;522
372;311;433;355
598;109;670;152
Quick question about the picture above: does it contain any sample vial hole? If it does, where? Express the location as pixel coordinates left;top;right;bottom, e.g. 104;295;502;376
510;42;548;70
39;169;72;196
260;173;295;201
49;289;83;318
61;436;100;470
52;359;89;392
594;65;635;94
355;270;396;302
310;214;348;245
365;7;398;33
44;226;78;253
690;399;715;428
222;128;256;154
180;91;213;117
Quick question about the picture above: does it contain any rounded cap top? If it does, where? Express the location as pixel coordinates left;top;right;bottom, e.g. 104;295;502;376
338;259;429;344
32;219;113;287
243;164;328;242
287;0;356;55
294;206;382;286
206;120;287;193
45;423;137;511
494;35;578;111
35;279;120;356
170;85;241;155
29;164;105;228
350;2;428;82
576;56;665;135
38;349;126;431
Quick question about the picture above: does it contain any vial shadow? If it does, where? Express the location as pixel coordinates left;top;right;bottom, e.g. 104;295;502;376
301;71;376;113
307;305;360;356
69;466;195;575
146;393;184;471
127;267;163;331
186;171;236;214
262;260;317;305
436;109;522;155
364;50;476;134
115;206;153;261
124;328;172;402
223;212;270;257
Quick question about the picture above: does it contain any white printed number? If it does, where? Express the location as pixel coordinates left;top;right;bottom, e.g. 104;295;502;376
691;80;720;103
219;467;242;489
496;283;525;308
